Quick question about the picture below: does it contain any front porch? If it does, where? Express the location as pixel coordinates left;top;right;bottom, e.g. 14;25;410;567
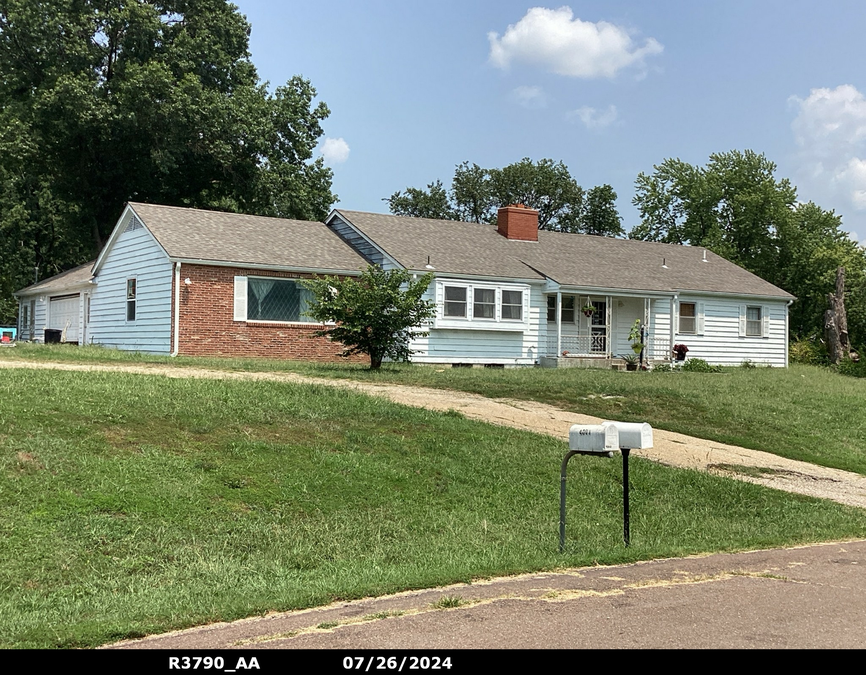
541;291;673;367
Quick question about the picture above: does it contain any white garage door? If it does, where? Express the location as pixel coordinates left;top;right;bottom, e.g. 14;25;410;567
49;295;80;343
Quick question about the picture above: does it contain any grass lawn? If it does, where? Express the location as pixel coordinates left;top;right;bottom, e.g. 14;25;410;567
4;343;866;474
2;365;866;648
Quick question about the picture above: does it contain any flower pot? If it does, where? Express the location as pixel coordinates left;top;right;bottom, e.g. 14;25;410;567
582;310;594;318
625;363;638;371
675;353;686;361
631;343;643;354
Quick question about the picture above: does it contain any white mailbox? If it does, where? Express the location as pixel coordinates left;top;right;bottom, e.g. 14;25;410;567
569;424;619;453
602;421;653;449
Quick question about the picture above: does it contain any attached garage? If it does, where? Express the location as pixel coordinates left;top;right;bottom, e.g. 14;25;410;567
13;262;95;344
49;295;82;343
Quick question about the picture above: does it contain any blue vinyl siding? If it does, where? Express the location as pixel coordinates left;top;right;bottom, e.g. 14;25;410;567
89;213;173;353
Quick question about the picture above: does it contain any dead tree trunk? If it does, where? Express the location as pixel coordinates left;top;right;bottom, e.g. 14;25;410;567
825;267;850;364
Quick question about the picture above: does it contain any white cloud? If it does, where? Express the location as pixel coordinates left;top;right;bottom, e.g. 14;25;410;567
836;157;866;209
512;85;547;108
319;137;350;165
790;85;866;241
488;7;663;79
568;104;618;130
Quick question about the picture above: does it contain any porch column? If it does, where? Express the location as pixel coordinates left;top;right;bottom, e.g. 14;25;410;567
669;294;678;361
605;295;611;357
556;291;562;357
644;298;650;359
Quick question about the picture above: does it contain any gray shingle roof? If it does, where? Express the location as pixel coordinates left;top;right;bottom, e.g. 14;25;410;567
15;261;95;296
129;202;368;273
335;210;794;299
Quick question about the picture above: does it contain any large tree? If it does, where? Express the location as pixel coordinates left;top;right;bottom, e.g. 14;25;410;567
0;0;336;322
386;158;623;236
631;150;866;344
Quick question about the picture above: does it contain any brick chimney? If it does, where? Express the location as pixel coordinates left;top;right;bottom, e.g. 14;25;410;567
497;204;539;241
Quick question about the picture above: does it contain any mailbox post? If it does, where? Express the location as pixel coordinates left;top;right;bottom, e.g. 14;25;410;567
561;421;653;551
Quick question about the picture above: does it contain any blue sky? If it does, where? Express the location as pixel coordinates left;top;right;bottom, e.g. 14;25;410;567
234;1;866;245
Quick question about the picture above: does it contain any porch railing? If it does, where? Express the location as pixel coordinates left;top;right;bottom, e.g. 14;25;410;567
546;333;672;361
546;334;609;357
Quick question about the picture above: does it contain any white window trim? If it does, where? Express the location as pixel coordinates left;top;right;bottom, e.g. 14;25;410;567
442;283;471;320
739;304;770;338
233;274;323;325
472;287;497;322
434;280;529;330
126;277;137;323
676;300;705;336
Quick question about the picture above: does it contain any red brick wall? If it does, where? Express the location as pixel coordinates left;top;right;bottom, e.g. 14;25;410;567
176;264;365;362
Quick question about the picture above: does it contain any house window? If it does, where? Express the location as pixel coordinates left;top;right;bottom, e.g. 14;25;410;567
746;306;762;336
547;296;575;323
501;290;523;321
20;303;29;332
247;278;315;322
473;288;495;319
679;302;696;334
126;279;136;321
444;286;467;318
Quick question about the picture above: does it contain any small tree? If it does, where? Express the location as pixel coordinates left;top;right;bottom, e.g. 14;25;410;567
303;266;436;369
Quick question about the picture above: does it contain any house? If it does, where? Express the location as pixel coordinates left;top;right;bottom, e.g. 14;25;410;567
14;202;795;366
325;206;794;367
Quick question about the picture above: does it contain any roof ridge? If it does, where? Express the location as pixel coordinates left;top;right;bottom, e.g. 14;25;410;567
130;202;325;225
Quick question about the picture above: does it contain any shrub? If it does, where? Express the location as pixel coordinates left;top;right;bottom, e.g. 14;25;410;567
681;358;723;373
789;336;829;365
837;358;866;378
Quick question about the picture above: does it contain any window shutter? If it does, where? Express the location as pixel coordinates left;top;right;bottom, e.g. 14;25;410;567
762;305;770;338
738;305;746;337
233;276;247;321
673;301;679;334
697;302;705;335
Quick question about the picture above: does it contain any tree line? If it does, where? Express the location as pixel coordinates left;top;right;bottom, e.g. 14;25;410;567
386;159;624;237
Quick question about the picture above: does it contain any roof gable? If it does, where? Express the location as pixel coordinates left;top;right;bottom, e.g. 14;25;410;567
95;203;369;276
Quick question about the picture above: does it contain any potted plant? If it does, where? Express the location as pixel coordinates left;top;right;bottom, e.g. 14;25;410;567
628;319;644;354
622;353;639;371
581;302;595;318
673;343;689;361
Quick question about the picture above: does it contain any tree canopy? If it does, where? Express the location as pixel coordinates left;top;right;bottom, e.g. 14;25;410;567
0;0;336;321
303;266;436;370
386;158;623;237
631;150;866;345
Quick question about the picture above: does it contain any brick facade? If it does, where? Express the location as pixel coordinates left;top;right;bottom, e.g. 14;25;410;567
176;264;365;362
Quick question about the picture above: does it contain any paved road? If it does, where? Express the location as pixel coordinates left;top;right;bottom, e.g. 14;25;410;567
111;539;866;650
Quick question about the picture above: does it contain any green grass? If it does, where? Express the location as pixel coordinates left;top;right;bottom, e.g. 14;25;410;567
4;343;866;474
2;365;866;648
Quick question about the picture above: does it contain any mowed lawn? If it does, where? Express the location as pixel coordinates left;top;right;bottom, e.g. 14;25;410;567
2;367;866;648
4;344;866;474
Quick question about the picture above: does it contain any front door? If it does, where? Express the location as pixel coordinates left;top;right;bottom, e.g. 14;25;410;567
591;301;607;353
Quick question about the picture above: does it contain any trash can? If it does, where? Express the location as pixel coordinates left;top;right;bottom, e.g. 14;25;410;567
44;329;62;344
